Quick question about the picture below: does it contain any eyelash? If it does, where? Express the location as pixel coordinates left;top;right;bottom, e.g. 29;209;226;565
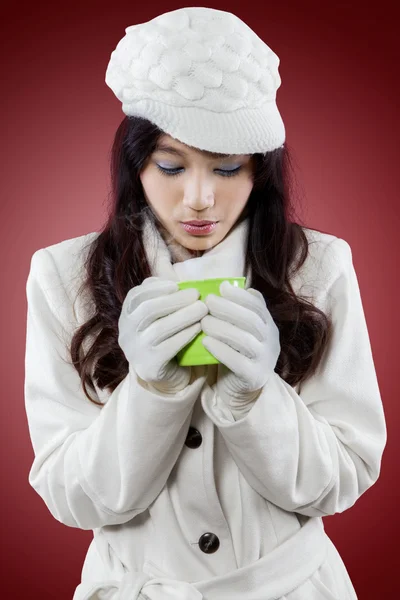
156;165;242;178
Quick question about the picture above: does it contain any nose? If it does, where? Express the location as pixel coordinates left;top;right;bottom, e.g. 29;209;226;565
182;178;215;211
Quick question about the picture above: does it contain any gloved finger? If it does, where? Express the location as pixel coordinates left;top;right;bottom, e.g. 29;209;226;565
204;294;268;342
141;276;168;285
124;278;179;315
202;335;252;381
219;281;270;325
156;321;203;358
201;315;259;359
131;288;201;331
146;300;209;345
246;287;267;303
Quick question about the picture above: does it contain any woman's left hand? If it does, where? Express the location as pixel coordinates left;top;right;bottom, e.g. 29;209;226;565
201;281;281;404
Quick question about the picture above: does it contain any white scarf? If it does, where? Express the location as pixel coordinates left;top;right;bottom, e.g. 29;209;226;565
141;215;252;286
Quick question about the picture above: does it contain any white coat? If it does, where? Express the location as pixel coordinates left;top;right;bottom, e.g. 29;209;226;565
23;218;387;600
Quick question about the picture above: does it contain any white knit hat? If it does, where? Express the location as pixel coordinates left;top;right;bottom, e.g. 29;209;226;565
105;6;285;154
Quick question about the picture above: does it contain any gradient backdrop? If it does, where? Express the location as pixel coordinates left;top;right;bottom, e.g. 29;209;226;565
2;0;398;598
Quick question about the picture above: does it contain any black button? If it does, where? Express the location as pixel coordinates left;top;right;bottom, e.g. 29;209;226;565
185;426;202;449
199;532;220;553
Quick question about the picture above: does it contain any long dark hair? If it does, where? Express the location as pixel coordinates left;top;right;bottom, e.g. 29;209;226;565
71;115;333;406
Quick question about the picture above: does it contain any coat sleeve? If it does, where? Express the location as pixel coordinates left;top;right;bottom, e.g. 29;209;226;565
201;237;387;517
24;247;206;530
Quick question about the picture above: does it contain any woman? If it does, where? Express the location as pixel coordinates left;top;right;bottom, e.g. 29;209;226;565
24;7;387;600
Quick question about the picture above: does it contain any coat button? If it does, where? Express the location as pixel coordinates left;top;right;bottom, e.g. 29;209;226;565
185;426;202;449
198;532;220;553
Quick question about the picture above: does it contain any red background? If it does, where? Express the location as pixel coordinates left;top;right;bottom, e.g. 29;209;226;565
2;1;398;598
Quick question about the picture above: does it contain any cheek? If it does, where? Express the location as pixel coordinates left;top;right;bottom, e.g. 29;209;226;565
140;174;176;216
141;171;161;198
223;177;253;206
239;177;254;203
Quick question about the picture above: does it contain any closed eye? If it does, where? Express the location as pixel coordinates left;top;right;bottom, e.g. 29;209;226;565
156;165;242;178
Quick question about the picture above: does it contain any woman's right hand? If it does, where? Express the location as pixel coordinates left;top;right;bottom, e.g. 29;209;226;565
118;277;209;391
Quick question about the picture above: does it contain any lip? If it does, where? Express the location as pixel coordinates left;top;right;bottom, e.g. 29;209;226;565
182;220;218;225
180;221;218;236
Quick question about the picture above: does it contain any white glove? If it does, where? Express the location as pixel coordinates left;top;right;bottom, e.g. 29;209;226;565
118;277;209;392
200;280;281;412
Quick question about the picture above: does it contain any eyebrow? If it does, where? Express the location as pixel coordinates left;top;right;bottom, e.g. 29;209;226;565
154;143;237;159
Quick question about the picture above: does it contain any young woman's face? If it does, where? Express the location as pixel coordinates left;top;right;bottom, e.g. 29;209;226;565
139;134;255;254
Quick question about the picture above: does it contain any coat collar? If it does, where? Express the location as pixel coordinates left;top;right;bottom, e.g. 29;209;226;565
142;214;252;286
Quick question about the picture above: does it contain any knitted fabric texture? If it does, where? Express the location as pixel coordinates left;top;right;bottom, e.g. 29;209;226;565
105;7;285;153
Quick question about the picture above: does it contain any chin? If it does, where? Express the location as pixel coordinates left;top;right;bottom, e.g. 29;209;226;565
186;236;219;248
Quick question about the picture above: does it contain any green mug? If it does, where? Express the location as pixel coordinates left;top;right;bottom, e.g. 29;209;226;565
176;277;247;366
